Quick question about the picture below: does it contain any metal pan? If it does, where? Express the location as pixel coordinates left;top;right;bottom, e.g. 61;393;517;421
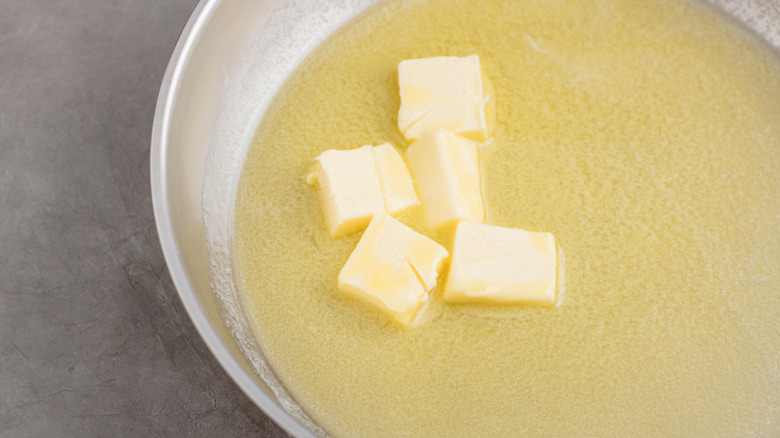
150;1;780;436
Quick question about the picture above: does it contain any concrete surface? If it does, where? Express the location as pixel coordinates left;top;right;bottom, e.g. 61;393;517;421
0;1;289;436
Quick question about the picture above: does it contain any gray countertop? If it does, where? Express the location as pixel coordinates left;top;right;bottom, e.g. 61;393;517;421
0;1;288;436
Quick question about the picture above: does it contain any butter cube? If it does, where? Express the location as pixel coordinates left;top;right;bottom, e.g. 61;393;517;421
372;143;419;216
306;145;385;237
339;214;449;326
398;55;489;141
406;129;484;230
443;222;557;306
307;144;418;237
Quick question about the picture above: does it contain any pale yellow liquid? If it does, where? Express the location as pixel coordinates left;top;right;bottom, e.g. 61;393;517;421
233;0;780;436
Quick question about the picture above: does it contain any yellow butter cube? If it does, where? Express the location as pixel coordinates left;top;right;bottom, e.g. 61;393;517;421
307;144;418;237
306;145;385;237
406;129;484;230
338;214;449;326
398;55;489;141
444;222;557;306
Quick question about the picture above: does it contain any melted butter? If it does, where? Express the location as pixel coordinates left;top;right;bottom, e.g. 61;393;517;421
233;0;780;436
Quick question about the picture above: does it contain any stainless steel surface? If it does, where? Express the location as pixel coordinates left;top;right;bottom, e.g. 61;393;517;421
151;0;780;437
0;0;287;436
152;0;316;432
152;1;380;436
